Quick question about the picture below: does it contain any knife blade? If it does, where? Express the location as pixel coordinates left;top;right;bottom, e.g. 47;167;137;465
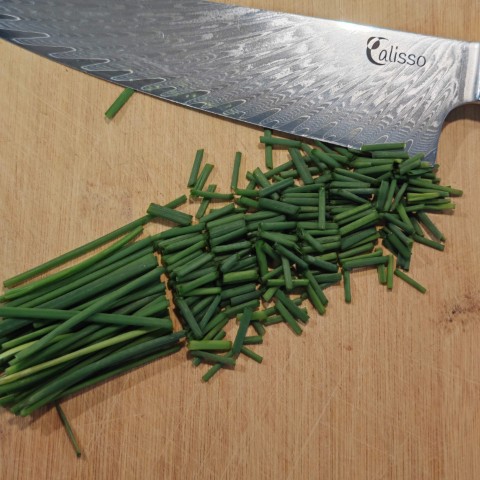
0;0;478;162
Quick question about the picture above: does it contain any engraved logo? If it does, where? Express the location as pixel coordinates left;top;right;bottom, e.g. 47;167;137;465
366;37;426;67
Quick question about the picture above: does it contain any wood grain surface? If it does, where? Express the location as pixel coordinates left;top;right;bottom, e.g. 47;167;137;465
1;1;479;479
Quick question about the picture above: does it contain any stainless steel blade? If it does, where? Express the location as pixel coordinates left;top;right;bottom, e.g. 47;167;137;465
0;0;478;162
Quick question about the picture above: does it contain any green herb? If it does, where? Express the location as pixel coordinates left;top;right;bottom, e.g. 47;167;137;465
104;87;135;119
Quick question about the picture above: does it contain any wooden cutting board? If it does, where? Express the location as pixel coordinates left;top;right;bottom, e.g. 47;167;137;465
1;1;479;478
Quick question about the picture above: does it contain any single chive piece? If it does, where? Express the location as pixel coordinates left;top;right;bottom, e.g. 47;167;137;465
243;335;263;345
194;163;215;191
260;136;302;148
258;198;300;217
190;351;236;366
200;203;236;224
264;130;273;169
387;255;394;290
274;243;309;271
371;150;409;159
289;148;314;184
104;87;135;119
175;298;203;339
390;182;409;211
338;211;379;236
223;270;258;284
202;361;225;382
164;195;188;209
275;290;309;322
231;307;253;356
240;346;263;363
394;269;426;293
55;403;82;457
361;142;406;152
306;284;326;315
416;211;446;242
231;151;242;190
192;330;226;366
252;321;266;336
187;149;205;187
275;300;302;335
190;189;234;200
258;178;295;198
377;262;387;285
281;256;294;291
342;256;388;270
318;186;326;229
412;233;445;251
147;203;193;226
382;179;397;212
188;340;232;351
195;185;216;220
343;269;351;303
3;215;151;289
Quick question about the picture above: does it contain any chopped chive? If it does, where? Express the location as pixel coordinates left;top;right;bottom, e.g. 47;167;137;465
412;234;445;251
55;403;82;457
361;142;406;151
147;203;192;226
188;340;232;351
196;185;216;220
416;211;445;242
264;130;273;169
260;136;302;148
190;351;236;366
164;195;188;209
190;189;233;200
223;270;258;284
240;346;263;363
231;152;242;190
232;307;253;356
387;255;394;290
394;269;426;293
275;300;302;335
187;149;205;188
377;262;387;285
194;163;214;191
175;298;203;339
343;269;351;303
105;87;135;119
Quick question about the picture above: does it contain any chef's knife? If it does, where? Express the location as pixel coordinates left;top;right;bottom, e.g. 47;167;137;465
0;0;478;162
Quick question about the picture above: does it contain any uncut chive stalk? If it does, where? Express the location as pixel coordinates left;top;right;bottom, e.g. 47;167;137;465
17;331;186;416
187;149;204;188
104;87;135;119
3;227;144;301
61;345;181;399
0;329;156;385
0;307;172;330
13;267;163;362
55;403;82;457
3;217;150;290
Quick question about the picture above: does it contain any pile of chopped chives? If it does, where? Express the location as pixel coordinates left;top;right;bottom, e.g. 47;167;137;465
0;131;463;423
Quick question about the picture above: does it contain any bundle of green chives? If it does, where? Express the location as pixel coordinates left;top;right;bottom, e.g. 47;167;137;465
0;130;462;434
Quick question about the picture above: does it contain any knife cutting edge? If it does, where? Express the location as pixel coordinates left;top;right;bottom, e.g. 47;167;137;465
0;0;479;162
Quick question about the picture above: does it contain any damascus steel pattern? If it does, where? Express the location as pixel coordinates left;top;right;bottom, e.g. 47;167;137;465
0;0;479;161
